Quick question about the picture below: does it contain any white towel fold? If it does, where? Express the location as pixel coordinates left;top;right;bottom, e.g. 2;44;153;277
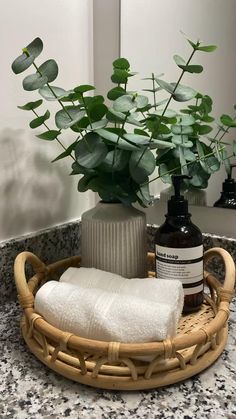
60;267;184;330
35;281;176;343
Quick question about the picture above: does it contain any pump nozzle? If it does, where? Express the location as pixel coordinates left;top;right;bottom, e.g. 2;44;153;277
167;175;193;216
172;175;192;198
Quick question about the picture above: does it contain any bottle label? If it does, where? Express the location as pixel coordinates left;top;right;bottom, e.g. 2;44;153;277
155;244;203;296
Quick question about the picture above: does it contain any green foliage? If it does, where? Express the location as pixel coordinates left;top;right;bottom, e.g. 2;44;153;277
55;107;85;129
11;36;236;205
39;86;71;101
36;130;60;140
29;110;50;128
18;99;43;111
38;59;58;83
12;38;43;74
75;133;108;169
23;73;48;91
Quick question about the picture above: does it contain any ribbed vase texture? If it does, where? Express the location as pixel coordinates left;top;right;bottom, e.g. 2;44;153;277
81;203;147;278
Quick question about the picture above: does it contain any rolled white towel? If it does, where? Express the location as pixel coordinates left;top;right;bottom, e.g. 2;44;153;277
35;281;176;343
60;267;184;328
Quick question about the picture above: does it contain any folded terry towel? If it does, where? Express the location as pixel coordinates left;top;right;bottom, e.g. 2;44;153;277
60;267;184;329
35;281;176;343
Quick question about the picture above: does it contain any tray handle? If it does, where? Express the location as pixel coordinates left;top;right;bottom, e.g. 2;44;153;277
14;251;47;308
204;247;235;303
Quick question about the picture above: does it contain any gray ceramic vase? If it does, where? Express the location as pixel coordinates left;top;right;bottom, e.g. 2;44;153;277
81;202;147;278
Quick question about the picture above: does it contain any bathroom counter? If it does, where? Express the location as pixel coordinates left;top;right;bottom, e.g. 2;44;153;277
1;299;236;419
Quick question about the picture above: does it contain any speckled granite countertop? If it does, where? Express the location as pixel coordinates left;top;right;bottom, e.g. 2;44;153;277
1;221;236;418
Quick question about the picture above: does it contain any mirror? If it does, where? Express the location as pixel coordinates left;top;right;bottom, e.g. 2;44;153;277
119;0;236;207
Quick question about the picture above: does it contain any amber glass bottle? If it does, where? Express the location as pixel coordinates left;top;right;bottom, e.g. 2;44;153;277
155;175;203;313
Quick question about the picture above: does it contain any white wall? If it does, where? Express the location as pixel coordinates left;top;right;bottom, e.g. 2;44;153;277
0;0;96;241
121;0;236;205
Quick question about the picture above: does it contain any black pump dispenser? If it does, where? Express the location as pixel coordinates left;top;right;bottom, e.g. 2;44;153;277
168;175;191;216
214;164;236;209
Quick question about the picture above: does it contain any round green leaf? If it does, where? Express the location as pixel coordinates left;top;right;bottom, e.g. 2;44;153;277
129;149;156;183
75;133;108;168
113;95;136;112
107;86;126;101
55;107;86;129
23;73;48;91
39;86;71;101
38;59;58;83
74;85;95;94
178;64;203;74
173;55;186;67
188;162;210;187
12;54;35;74
11;38;43;74
18;99;43;111
172;84;197;102
196;45;217;52
198;125;213;135
96;129;139;151
29;110;50;129
26;37;43;58
113;58;130;70
99;149;130;172
136;95;149;109
111;69;128;84
36;130;60;140
88;103;108;121
220;114;236;128
87;119;108;130
178;114;195;125
77;174;97;192
155;79;174;94
156;79;197;102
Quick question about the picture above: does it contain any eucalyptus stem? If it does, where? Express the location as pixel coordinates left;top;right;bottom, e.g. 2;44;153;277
135;46;198;169
210;115;236;147
32;109;76;161
161;48;197;118
152;73;157;110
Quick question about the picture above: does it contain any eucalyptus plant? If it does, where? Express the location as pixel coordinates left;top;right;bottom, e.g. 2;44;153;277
11;37;236;206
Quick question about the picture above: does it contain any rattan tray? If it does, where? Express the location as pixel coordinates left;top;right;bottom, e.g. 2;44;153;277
14;247;235;390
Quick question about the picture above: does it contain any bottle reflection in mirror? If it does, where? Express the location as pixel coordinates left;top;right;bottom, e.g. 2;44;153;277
214;165;236;209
